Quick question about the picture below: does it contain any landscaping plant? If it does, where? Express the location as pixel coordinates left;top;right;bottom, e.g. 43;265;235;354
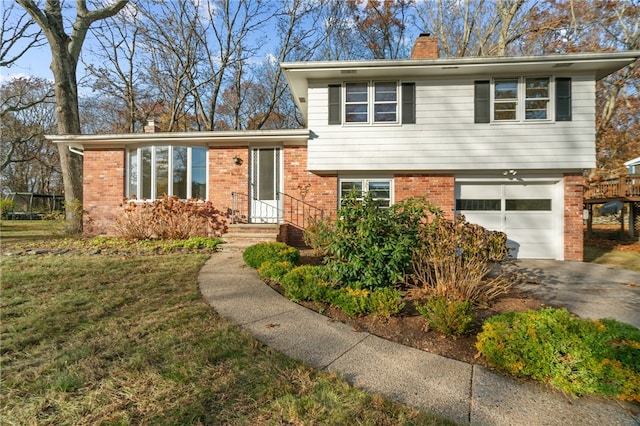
320;194;441;290
415;297;475;336
243;241;300;269
115;195;227;240
476;307;640;401
411;215;510;303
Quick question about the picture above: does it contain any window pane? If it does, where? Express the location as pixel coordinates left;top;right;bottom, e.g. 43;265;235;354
494;102;516;120
525;78;549;98
191;147;206;199
495;80;518;99
368;181;390;199
128;149;137;198
341;181;363;198
346;83;367;102
173;146;187;199
374;103;397;122
375;82;396;102
141;147;152;199
456;199;501;211
346;104;368;122
156;146;169;197
258;148;275;200
505;199;551;211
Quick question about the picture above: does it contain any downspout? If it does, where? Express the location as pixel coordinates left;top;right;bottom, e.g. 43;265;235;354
68;146;84;156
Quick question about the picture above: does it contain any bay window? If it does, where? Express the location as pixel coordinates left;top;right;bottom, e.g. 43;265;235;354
127;146;207;200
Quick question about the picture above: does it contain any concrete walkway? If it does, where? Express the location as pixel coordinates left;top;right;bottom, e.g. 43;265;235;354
198;251;640;425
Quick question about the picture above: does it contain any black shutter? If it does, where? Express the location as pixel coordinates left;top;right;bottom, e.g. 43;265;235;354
474;80;490;123
401;82;416;124
555;77;572;121
328;84;341;125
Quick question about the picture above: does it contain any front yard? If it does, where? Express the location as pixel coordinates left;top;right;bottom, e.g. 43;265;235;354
0;220;448;425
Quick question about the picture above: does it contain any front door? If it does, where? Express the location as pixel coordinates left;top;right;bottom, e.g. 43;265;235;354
250;148;282;223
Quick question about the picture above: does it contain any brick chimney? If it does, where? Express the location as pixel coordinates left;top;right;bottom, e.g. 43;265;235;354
144;119;160;133
411;33;439;59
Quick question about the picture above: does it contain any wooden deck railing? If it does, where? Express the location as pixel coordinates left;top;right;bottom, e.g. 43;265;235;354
585;176;640;201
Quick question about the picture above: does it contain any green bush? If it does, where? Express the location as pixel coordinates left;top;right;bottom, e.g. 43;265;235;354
323;194;441;290
329;288;371;317
302;216;335;254
280;265;333;302
243;242;300;269
476;308;640;400
0;199;16;218
258;261;296;282
415;297;475;336
368;287;405;317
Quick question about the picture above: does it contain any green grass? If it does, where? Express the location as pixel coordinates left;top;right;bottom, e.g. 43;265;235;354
584;245;640;272
0;223;453;425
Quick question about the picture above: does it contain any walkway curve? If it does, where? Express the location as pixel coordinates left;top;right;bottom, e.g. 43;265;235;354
198;250;640;425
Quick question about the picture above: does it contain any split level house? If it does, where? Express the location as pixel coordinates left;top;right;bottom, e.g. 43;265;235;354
49;35;640;261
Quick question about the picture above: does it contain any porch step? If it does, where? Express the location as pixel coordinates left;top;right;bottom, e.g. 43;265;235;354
220;224;280;250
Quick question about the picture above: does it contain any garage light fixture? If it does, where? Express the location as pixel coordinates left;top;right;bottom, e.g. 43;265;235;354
503;169;517;176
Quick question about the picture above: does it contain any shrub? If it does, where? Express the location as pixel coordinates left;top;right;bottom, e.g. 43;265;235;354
243;242;300;269
415;297;475;336
258;261;296;282
411;215;510;303
368;287;405;317
476;308;640;400
0;199;16;218
163;237;223;251
323;194;441;290
115;195;228;240
280;265;333;302
330;287;371;317
302;216;335;254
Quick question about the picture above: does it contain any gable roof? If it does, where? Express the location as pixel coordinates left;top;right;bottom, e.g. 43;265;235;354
282;51;640;124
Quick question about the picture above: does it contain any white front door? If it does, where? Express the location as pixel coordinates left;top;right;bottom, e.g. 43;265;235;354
455;181;561;259
250;148;282;223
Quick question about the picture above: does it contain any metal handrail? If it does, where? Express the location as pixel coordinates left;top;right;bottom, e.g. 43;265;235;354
230;191;324;229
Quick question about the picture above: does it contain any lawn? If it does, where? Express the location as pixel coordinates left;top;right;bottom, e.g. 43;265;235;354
0;221;450;425
584;245;640;272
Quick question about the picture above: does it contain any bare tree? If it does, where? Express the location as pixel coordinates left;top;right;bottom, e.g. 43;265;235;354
16;0;129;234
1;2;44;68
1;77;60;194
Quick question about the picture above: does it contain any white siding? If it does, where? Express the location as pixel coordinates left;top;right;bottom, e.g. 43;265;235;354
307;75;596;172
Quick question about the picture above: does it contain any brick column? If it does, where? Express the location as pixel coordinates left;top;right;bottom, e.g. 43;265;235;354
564;173;585;261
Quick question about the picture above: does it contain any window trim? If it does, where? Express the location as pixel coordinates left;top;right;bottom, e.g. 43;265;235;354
126;145;208;200
339;177;393;208
480;76;568;123
329;81;415;126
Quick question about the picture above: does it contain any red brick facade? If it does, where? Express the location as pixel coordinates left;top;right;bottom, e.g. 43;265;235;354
80;145;585;261
563;173;585;261
411;33;439;59
83;148;125;236
395;174;455;220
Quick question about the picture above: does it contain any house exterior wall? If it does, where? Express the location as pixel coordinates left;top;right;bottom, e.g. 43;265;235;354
208;146;249;220
306;75;596;172
83;148;125;236
395;174;455;220
563;173;585;261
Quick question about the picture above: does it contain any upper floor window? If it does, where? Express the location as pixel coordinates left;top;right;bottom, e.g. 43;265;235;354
475;77;570;123
330;82;415;125
127;146;207;200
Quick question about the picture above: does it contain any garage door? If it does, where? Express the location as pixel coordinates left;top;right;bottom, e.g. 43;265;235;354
455;182;561;259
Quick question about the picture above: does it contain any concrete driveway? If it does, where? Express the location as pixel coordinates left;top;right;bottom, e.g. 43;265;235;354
510;260;640;329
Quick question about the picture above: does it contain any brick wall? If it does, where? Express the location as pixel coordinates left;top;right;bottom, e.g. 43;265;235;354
395;174;455;220
564;173;585;261
208;147;249;222
83;148;125;236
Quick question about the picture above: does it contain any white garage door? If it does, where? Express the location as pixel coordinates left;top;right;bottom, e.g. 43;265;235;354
455;182;561;259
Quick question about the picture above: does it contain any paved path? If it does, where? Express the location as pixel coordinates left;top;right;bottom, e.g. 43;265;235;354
198;251;640;425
